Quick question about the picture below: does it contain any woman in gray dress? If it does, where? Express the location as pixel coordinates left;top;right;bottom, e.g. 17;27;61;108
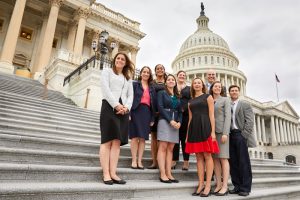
209;81;231;195
157;74;182;183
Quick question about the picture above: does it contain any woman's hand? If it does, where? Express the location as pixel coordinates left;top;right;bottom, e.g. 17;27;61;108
211;132;216;141
170;120;177;128
221;135;228;143
175;122;181;130
150;121;154;126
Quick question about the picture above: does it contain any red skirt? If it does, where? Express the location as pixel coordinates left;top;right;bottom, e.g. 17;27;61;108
185;136;219;154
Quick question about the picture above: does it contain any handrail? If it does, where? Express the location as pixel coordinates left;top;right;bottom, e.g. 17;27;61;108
63;56;96;86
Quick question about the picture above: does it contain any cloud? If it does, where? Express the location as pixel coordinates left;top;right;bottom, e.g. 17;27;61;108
97;0;300;115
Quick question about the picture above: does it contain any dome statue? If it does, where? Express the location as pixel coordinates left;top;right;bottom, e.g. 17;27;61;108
172;3;247;95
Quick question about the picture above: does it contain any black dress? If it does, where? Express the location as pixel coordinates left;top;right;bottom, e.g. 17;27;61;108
150;81;165;132
185;94;219;153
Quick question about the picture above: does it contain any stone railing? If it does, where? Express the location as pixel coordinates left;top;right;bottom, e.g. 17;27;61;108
91;3;140;30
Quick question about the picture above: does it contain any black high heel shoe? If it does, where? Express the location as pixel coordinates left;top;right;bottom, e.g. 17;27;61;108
111;178;126;184
192;187;204;196
211;188;221;195
215;189;229;196
159;177;172;183
200;188;211;197
102;178;113;185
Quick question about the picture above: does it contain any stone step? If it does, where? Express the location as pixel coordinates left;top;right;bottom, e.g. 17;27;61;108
0;143;297;173
0;178;300;200
0;123;100;142
0;73;47;86
0;117;99;136
0;86;73;104
0;107;99;129
0;163;195;182
0;102;99;124
0;162;299;183
0;91;98;116
1;131;296;169
130;185;300;200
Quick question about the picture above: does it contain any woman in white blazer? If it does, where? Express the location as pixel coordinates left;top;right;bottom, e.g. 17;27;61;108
100;52;134;185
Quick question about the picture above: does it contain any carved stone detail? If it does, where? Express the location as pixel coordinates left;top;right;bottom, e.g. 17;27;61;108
49;0;64;8
76;7;91;19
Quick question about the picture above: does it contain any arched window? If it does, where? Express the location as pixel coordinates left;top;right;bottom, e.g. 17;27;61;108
211;56;214;64
205;56;207;64
286;155;296;164
267;152;273;159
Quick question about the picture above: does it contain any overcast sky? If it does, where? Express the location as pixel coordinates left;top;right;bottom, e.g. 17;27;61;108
98;0;300;115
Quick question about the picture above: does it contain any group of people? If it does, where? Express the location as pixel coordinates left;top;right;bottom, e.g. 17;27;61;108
99;52;256;197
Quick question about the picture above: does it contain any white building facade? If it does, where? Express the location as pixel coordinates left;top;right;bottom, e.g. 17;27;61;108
172;8;300;163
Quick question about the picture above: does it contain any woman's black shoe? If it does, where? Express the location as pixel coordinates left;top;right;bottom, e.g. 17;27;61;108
200;192;211;197
102;179;113;185
211;188;221;195
169;178;179;183
147;165;158;169
215;190;229;196
137;164;145;170
159;177;172;183
192;187;204;196
111;178;126;184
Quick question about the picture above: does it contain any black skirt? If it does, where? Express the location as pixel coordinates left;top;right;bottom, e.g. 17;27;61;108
100;100;129;146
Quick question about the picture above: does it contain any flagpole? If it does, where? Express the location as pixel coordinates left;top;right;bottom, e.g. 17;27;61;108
275;73;279;102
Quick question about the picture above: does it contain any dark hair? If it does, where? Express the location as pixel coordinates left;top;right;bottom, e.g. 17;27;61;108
154;64;167;81
176;70;186;77
138;66;153;84
209;81;227;97
165;74;180;98
112;52;134;80
228;85;240;92
190;77;206;99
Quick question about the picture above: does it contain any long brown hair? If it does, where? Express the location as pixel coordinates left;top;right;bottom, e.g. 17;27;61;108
138;66;153;84
209;81;227;97
112;52;134;80
190;77;206;99
165;74;180;98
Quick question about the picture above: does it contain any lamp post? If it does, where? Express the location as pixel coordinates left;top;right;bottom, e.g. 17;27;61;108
91;30;116;69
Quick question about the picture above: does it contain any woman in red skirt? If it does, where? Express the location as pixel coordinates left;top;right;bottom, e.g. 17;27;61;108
185;78;219;197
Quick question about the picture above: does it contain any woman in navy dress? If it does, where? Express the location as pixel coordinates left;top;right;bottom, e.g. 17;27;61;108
185;78;219;196
129;66;156;169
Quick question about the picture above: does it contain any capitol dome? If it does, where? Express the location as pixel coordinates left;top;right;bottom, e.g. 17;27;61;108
172;4;247;95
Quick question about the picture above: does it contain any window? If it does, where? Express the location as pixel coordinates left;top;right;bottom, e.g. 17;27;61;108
19;27;33;41
217;57;220;63
223;58;225;65
192;58;195;66
0;19;4;31
211;56;214;64
182;60;185;68
198;57;201;64
52;38;58;48
205;56;207;64
187;59;189;67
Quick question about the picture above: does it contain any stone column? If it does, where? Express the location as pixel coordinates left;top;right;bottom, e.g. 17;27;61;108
202;73;205;81
261;116;267;144
275;117;281;144
73;8;91;63
31;12;49;76
294;124;298;144
67;20;77;52
35;0;64;74
290;123;295;144
253;114;258;143
286;121;292;144
225;73;228;89
0;0;27;74
256;115;262;145
231;75;234;85
279;118;284;145
270;116;277;145
283;120;288;144
130;47;139;67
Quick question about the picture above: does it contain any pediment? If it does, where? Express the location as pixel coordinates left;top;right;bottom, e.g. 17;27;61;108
274;101;299;118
